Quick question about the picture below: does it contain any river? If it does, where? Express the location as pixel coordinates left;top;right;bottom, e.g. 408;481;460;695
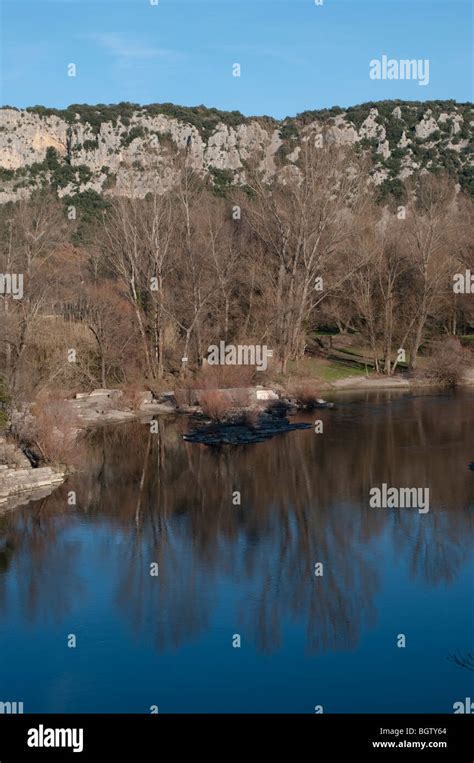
0;389;472;712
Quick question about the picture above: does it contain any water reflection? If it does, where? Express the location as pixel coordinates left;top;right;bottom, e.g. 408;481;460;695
0;390;472;655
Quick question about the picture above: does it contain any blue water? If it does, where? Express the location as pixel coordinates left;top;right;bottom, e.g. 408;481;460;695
0;390;472;712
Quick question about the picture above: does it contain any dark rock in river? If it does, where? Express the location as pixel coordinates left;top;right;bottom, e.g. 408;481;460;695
183;415;312;446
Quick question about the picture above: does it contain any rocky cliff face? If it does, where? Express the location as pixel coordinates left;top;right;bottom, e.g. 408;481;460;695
0;100;472;202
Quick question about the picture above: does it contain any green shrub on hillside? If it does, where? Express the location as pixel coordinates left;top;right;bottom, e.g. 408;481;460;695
120;125;147;148
63;189;110;243
83;138;99;151
208;166;235;196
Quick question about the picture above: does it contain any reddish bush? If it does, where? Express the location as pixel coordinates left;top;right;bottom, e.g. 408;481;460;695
423;337;471;388
199;390;233;422
16;394;83;468
287;383;321;407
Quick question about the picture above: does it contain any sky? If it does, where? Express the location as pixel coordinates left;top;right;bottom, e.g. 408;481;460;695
1;0;472;117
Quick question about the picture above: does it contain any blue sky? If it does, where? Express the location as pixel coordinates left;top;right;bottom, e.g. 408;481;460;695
1;0;472;117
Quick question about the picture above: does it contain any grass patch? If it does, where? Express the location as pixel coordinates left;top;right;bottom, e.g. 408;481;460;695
285;356;371;382
319;361;369;382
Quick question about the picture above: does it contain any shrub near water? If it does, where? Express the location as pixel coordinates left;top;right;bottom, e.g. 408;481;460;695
287;383;322;408
14;394;82;468
199;390;235;422
423;337;471;388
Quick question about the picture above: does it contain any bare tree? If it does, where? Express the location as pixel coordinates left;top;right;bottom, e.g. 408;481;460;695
0;191;67;396
241;142;368;371
404;176;456;370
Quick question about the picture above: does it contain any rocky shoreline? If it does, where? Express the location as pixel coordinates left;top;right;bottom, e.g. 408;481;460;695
67;388;176;425
62;372;474;428
0;437;65;512
0;466;65;511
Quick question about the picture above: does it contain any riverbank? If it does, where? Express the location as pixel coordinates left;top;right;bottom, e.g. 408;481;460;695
67;388;176;426
0;437;65;512
32;369;474;429
1;369;473;509
322;368;474;391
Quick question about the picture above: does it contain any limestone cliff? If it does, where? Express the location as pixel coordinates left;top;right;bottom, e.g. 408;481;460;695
0;99;472;202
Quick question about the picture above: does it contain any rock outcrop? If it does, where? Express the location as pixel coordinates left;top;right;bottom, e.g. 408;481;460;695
0;464;65;511
0;435;65;510
183;414;312;446
0;100;472;203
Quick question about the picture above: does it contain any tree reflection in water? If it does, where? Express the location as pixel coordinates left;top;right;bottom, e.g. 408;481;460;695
0;391;472;654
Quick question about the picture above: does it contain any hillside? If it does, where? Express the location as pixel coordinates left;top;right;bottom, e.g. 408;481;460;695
0;99;473;204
